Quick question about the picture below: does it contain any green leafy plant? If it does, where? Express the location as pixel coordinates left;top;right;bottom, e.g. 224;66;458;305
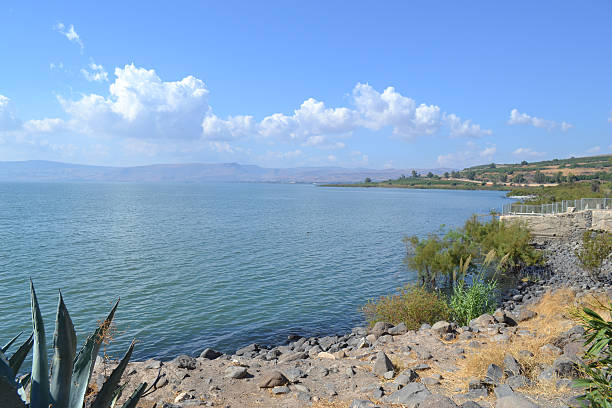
576;231;612;278
573;303;612;407
449;252;499;326
362;284;450;330
0;281;146;408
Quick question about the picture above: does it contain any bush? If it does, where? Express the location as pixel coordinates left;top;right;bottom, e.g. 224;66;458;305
449;277;498;326
576;231;612;277
362;285;450;330
573;303;612;407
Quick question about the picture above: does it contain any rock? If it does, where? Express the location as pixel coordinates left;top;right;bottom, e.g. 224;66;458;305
496;395;540;408
307;345;323;358
493;310;517;326
174;392;193;402
484;363;503;385
225;366;249;379
538;366;554;382
372;388;384;399
373;351;394;376
460;402;483;408
388;322;408;335
539;343;562;356
258;370;289;388
418;394;458;407
296;391;311;402
470;314;495;327
422;377;441;385
506;375;531;388
235;343;259;356
272;385;290;395
294;384;310;393
414;346;433;360
395;369;419;385
517;309;537;322
278;351;308;363
175;355;197;370
493;384;514;399
553;356;580;378
382;382;431;406
200;348;222;360
431;321;452;337
317;351;336;359
265;349;281;360
371;321;393;338
283;367;305;382
383;370;395;380
503;354;523;377
350;400;377;408
413;363;430;371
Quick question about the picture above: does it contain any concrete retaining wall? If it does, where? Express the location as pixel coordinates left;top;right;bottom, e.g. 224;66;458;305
500;209;612;238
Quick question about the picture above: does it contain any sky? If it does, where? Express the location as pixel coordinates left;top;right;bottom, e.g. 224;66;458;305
0;1;611;169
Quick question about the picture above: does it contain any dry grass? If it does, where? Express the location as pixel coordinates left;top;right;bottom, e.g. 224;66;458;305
312;400;350;408
442;288;611;399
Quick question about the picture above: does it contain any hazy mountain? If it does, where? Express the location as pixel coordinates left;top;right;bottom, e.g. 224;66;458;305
0;160;452;183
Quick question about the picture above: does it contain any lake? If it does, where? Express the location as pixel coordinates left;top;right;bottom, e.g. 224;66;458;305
0;182;511;360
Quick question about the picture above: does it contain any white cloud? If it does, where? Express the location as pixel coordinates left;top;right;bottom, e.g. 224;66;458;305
81;62;109;82
513;147;546;157
0;95;21;131
59;64;210;139
586;146;601;154
444;113;492;138
53;23;84;51
437;142;496;167
23;118;65;133
508;109;571;132
201;115;255;141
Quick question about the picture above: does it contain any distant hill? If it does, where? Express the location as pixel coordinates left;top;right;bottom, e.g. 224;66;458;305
0;160;452;183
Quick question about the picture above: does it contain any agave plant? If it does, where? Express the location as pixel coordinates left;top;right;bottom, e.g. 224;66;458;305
0;281;146;407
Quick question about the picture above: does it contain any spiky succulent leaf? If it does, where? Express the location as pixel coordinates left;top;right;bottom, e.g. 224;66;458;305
0;375;26;408
1;332;23;354
0;352;17;385
8;333;33;375
91;340;136;408
109;383;127;408
118;382;147;408
50;291;77;408
17;373;30;403
69;299;119;408
30;280;50;408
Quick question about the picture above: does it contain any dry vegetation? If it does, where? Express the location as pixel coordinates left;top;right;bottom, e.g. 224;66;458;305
435;289;611;402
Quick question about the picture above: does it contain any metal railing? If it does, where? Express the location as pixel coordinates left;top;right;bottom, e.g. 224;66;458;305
502;198;611;215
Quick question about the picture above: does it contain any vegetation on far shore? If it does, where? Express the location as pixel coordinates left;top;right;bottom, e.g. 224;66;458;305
324;154;612;205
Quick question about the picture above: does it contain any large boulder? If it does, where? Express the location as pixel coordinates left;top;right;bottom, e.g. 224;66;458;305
258;370;289;388
418;394;458;407
496;395;540;408
553;356;580;378
174;355;197;370
431;321;452;337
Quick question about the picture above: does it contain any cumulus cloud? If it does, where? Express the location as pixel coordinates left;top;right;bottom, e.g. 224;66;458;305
0;95;21;131
202;82;490;145
513;147;546;157
508;109;572;132
437;142;496;167
81;62;109;82
23;118;65;133
53;23;84;51
59;64;210;139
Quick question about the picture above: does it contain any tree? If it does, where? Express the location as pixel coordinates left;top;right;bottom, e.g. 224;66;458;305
499;174;508;183
521;160;528;165
534;170;546;184
466;170;476;180
444;172;450;178
554;171;563;183
427;171;434;178
489;163;496;169
364;177;372;183
591;180;601;192
514;174;526;183
411;170;419;178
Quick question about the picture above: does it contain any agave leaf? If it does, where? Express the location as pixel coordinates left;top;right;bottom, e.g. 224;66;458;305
90;340;136;408
8;333;33;375
118;382;147;408
50;291;77;408
30;280;50;408
0;375;26;408
69;299;119;408
1;332;23;354
110;383;127;408
0;351;17;384
17;373;31;403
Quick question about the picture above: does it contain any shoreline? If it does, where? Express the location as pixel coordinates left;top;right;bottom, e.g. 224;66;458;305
92;232;612;407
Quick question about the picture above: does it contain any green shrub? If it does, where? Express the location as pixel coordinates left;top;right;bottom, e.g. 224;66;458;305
573;303;612;407
449;277;498;326
362;285;450;330
576;231;612;277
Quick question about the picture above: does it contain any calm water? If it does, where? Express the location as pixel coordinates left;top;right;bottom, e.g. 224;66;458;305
0;183;510;360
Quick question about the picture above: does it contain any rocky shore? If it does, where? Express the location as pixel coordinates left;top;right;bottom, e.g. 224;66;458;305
92;235;612;408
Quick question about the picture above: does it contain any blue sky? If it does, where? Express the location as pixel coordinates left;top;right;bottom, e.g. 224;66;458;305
0;1;610;169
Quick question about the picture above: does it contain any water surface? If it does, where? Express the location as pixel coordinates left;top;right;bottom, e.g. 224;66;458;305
0;182;510;360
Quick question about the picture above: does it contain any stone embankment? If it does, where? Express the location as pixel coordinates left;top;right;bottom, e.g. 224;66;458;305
92;236;612;408
500;209;612;238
